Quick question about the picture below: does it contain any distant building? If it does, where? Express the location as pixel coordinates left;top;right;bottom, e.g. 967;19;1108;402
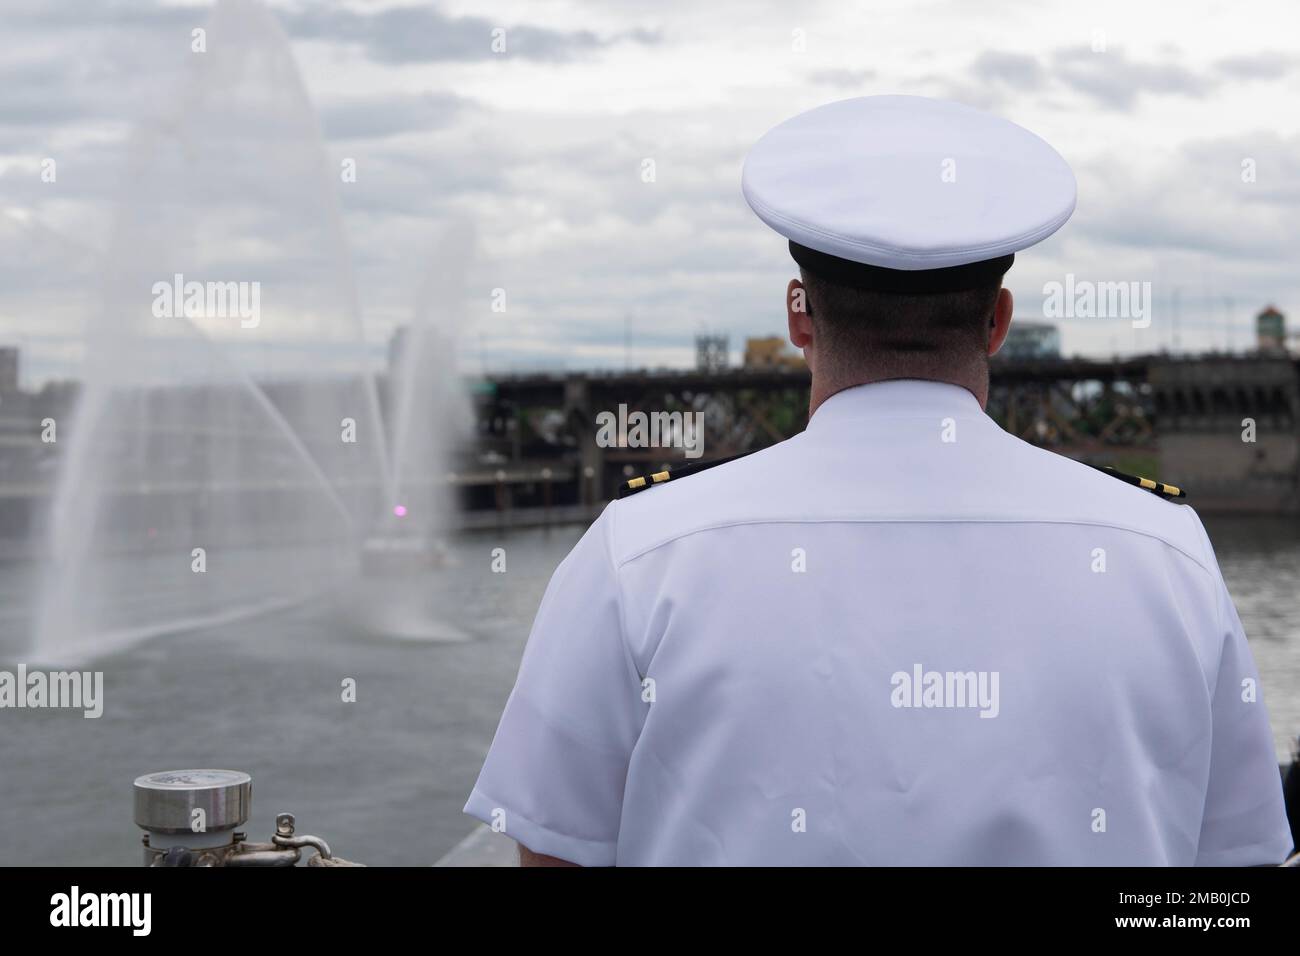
999;321;1060;360
743;336;806;370
1256;305;1285;354
0;347;18;393
695;334;729;372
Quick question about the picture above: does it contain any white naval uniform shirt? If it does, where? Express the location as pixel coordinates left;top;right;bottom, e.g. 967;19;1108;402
464;379;1292;866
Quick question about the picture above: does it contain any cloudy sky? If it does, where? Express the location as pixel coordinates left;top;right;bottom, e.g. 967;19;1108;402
1;0;1298;385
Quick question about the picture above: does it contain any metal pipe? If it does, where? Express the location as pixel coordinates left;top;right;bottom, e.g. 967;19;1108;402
274;833;332;861
225;845;301;867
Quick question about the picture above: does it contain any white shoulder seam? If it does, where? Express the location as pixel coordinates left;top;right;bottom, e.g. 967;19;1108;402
615;515;1218;578
600;502;642;681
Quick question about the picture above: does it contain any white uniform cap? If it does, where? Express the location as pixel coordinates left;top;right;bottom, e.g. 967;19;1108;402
742;95;1076;292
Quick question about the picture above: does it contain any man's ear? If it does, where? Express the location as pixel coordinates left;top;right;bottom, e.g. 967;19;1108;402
986;287;1014;357
787;278;814;350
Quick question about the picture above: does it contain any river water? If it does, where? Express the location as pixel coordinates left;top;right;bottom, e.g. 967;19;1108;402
0;515;1295;866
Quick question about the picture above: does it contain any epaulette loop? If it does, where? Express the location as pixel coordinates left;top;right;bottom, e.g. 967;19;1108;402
1089;464;1187;502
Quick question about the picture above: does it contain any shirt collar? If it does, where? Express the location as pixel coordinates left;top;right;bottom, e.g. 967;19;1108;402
806;379;986;432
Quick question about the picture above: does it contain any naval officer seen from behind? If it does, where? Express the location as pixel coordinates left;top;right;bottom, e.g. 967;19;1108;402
464;95;1294;867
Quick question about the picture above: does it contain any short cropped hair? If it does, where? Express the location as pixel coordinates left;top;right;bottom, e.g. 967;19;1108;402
798;267;1001;379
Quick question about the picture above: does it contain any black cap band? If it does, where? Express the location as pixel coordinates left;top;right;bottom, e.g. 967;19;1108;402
789;241;1013;294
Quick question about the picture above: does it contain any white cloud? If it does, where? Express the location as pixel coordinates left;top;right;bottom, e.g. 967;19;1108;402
1;0;1298;383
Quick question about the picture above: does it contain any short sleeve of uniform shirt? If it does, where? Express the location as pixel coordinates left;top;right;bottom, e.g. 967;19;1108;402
1190;513;1294;866
463;506;645;865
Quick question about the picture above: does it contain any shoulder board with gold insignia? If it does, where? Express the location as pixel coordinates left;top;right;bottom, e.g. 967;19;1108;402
616;452;752;499
1088;464;1187;502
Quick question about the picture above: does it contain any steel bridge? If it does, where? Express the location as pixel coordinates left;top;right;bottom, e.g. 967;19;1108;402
471;355;1300;512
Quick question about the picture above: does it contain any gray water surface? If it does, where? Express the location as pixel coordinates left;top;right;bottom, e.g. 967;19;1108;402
0;525;583;867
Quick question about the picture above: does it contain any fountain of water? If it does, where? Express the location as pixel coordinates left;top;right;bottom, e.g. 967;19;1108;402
28;0;467;663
